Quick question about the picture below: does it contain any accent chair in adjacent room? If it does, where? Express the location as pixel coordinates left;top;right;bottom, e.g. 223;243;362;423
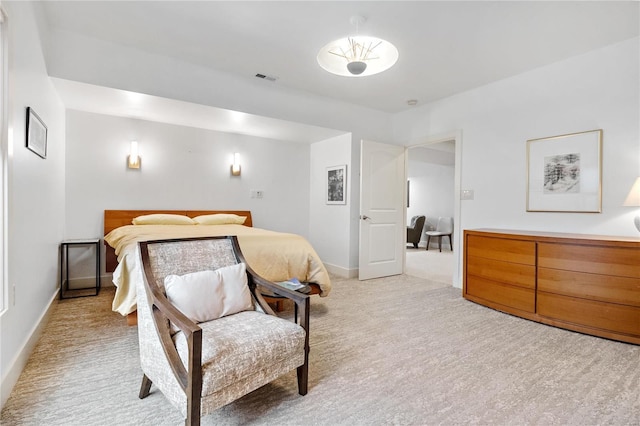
407;215;426;248
425;217;454;252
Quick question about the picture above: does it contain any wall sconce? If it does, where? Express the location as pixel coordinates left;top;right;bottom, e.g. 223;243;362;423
127;140;141;169
623;177;640;232
231;152;241;176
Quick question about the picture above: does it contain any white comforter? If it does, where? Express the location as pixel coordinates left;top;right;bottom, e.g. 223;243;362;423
104;224;331;315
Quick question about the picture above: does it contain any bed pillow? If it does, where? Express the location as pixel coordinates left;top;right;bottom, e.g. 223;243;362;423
163;263;253;324
132;214;195;225
193;213;247;225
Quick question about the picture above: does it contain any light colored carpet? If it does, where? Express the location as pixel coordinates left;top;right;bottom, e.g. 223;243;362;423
2;275;639;425
405;247;453;284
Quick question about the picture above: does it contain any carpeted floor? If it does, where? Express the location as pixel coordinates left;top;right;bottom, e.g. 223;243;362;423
404;247;453;284
2;275;639;425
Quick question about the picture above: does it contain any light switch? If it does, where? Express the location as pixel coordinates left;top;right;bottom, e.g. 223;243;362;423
461;189;474;200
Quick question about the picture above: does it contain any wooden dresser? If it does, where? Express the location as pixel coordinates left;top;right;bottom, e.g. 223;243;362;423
463;229;640;344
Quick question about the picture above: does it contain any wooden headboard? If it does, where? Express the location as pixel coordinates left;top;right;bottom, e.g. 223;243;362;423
103;210;253;273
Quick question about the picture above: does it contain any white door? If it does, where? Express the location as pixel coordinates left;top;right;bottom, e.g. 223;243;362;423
359;140;406;280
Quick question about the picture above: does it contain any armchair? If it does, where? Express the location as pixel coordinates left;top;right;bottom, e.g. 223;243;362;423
137;236;309;425
407;215;426;248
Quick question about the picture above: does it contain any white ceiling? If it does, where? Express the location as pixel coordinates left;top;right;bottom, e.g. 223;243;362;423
37;1;638;141
39;1;639;112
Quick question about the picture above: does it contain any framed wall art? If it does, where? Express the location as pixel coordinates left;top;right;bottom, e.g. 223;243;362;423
326;164;347;205
526;129;602;212
26;107;48;159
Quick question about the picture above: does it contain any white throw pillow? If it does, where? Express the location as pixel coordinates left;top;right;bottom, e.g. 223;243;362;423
164;263;253;323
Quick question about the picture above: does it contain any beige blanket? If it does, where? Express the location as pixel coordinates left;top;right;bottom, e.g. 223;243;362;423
104;224;331;315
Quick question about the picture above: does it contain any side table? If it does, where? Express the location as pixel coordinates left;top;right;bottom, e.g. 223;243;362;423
60;239;101;299
260;282;317;323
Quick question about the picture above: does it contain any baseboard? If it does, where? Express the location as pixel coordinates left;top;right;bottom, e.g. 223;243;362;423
101;273;114;287
324;263;358;279
0;289;58;409
65;276;98;289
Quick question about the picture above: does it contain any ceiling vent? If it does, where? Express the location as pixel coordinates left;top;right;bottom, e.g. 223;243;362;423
255;73;278;82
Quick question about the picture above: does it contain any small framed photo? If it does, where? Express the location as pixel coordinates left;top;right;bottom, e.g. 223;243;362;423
26;107;47;159
326;165;347;205
526;129;602;212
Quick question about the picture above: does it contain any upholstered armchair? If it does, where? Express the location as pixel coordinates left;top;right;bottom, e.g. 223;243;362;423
406;215;426;248
137;236;309;425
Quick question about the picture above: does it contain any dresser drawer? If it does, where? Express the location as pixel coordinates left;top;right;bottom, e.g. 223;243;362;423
538;268;640;307
467;255;535;289
538;243;639;278
537;292;640;337
466;235;535;265
466;275;535;313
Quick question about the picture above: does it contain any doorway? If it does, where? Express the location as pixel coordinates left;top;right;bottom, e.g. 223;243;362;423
405;135;460;287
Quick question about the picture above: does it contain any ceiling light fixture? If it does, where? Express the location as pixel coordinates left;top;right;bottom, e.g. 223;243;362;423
317;16;398;77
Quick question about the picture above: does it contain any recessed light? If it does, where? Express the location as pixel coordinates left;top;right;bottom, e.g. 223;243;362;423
407;99;418;106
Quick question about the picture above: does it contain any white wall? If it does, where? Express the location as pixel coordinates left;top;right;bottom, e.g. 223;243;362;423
0;1;65;408
309;133;354;276
64;110;312;249
407;160;455;242
348;136;362;271
394;37;640;286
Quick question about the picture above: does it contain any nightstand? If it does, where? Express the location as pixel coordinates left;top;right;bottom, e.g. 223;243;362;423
59;239;101;299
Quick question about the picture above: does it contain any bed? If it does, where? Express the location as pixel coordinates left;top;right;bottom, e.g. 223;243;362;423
103;210;331;319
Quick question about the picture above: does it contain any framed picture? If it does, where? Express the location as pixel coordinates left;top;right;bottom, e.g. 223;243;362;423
326;165;347;205
526;129;602;212
26;107;47;159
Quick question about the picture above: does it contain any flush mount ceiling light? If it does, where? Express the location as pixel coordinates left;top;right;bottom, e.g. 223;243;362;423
317;16;398;77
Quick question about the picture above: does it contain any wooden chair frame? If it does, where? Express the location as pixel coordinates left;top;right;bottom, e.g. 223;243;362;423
138;236;309;426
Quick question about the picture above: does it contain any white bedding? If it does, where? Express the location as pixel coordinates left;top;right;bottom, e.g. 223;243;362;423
104;224;331;315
